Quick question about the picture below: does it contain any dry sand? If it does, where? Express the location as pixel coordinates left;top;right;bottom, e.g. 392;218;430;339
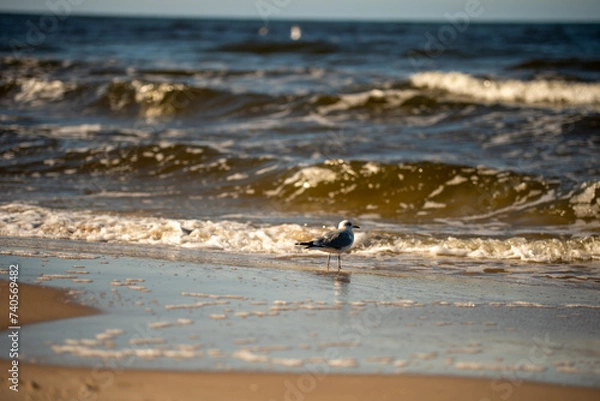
1;279;598;401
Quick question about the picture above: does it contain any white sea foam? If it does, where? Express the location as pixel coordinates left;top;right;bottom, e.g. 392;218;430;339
265;166;338;200
52;343;201;360
410;71;600;107
130;80;188;117
1;203;598;264
455;361;545;372
317;89;418;114
570;182;600;219
327;358;358;368
356;234;600;263
14;78;77;105
148;318;192;329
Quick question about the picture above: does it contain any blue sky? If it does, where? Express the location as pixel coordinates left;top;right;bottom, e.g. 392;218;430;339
1;0;599;22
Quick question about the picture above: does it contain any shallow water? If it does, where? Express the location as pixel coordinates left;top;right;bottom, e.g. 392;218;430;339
2;251;599;387
2;248;600;386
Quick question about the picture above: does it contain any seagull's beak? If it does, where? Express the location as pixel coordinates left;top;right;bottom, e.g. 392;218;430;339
353;225;360;229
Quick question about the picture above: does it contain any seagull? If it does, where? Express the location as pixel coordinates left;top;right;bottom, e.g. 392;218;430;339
295;220;359;272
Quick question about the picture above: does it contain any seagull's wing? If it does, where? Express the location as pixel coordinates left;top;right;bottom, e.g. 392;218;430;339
296;227;354;251
318;229;352;249
297;229;339;247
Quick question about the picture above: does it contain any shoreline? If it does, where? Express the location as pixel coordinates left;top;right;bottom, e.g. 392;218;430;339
0;250;599;400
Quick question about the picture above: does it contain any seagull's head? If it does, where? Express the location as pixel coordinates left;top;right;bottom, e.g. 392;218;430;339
339;220;360;230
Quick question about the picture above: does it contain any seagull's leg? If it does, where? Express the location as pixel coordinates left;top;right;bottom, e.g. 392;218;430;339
337;255;341;273
326;254;331;271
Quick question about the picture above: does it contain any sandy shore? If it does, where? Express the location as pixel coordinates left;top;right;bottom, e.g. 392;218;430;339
4;362;600;401
1;251;599;400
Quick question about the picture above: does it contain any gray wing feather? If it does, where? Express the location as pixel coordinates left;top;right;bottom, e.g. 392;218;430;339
315;229;352;249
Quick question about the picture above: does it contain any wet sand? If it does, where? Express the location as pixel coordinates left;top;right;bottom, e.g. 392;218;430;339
0;280;98;331
4;362;600;401
0;249;599;400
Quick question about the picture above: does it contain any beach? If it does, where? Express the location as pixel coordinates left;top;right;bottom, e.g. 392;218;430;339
1;241;599;400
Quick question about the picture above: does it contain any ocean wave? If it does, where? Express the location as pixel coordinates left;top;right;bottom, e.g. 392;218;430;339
0;203;598;264
2;76;281;119
0;59;501;122
314;89;419;114
6;67;598;123
311;87;474;120
2;142;598;226
410;71;600;107
91;79;280;119
264;160;600;225
6;74;405;120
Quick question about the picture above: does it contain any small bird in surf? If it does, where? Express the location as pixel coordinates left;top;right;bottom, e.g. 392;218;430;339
295;220;359;272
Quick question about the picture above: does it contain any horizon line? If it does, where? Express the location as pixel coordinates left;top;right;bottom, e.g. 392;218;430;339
1;9;599;24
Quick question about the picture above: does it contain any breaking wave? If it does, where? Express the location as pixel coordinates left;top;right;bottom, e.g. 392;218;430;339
6;61;600;124
0;203;598;264
410;71;600;107
2;76;280;119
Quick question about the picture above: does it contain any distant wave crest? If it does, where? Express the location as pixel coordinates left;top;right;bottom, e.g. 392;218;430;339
410;71;600;107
